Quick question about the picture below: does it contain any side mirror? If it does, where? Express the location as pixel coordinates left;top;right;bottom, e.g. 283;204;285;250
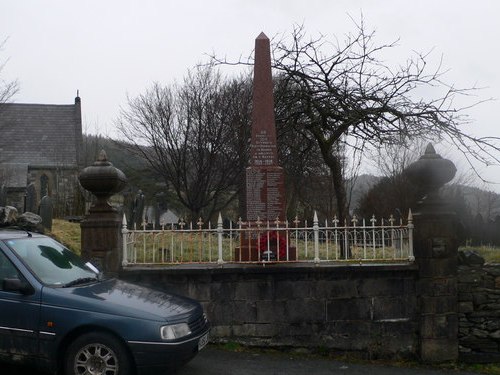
3;278;35;295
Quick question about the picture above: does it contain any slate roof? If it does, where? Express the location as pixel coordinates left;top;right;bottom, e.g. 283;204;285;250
0;163;28;188
0;99;82;167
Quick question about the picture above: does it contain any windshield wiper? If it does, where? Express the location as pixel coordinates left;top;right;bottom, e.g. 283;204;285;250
62;277;99;288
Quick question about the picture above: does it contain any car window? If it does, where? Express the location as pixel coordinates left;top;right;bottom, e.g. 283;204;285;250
0;250;21;291
5;237;98;286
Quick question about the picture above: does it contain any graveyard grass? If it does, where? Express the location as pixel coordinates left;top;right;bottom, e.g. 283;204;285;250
49;220;500;263
49;219;82;254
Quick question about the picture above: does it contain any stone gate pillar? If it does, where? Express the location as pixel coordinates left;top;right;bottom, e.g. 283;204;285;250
79;150;127;276
406;144;459;362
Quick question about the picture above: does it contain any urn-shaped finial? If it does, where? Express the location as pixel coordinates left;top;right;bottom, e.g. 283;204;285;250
79;150;127;209
405;143;456;198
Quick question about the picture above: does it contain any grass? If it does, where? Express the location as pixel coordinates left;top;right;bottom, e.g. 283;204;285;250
49;219;81;254
461;245;500;264
48;219;500;264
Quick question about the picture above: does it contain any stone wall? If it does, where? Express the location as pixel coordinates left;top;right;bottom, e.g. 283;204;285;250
121;264;419;359
458;262;500;363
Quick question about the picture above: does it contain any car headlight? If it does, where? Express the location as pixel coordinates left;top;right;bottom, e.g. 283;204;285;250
160;323;191;340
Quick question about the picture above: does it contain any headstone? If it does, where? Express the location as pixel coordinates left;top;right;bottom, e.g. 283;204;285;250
0;185;6;207
133;190;145;228
244;32;286;222
154;204;160;228
39;195;53;231
25;182;37;213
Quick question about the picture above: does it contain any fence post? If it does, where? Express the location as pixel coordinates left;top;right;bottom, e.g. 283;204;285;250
217;213;224;264
407;209;415;261
313;211;320;264
122;214;128;266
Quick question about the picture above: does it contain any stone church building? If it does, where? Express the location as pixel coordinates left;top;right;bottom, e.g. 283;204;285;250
0;95;83;216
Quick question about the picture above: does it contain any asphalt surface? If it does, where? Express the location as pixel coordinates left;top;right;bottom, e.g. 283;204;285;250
0;346;481;375
176;347;479;375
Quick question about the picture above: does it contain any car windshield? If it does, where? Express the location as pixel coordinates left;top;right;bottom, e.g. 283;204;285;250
5;236;98;286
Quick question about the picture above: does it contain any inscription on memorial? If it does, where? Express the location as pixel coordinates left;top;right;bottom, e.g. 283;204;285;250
246;167;285;221
252;130;277;166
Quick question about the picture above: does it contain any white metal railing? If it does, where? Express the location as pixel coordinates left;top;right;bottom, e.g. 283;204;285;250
121;211;415;266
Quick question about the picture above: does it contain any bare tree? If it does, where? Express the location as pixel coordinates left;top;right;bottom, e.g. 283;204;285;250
117;67;252;220
271;22;499;224
0;37;19;190
0;38;19;106
214;21;498;225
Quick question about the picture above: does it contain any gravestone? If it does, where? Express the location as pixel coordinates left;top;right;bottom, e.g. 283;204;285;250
133;190;145;228
237;33;293;261
0;185;6;207
25;182;37;213
39;195;53;231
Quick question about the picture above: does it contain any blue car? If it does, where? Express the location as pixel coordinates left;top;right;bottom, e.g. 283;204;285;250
0;228;210;375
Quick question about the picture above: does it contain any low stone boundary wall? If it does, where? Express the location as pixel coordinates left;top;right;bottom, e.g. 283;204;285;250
121;263;418;359
458;263;500;363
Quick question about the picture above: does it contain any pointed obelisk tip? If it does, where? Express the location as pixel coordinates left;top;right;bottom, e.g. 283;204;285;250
256;32;269;40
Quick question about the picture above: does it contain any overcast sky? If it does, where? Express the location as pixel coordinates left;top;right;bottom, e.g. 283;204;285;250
1;0;499;191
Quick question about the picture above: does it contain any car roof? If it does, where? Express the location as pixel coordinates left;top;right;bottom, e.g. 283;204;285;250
0;228;45;240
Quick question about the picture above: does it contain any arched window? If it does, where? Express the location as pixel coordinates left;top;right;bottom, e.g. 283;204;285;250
40;174;49;198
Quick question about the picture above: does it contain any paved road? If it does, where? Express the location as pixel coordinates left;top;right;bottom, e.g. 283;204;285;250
0;346;480;375
176;347;478;375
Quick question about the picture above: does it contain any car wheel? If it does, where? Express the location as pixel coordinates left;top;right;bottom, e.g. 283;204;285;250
64;332;132;375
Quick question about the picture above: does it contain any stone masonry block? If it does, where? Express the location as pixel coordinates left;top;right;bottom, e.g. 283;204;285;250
421;313;458;339
212;281;238;302
233;301;257;323
372;296;417;320
188;280;211;302
232;323;278;338
358;278;405;297
417;277;457;297
234;281;274;301
274;279;312;300
458;301;474;313
326;298;371;321
256;300;286;323
316;279;358;299
285;299;325;324
206;301;234;325
418;258;457;278
420;338;458;362
421;295;457;314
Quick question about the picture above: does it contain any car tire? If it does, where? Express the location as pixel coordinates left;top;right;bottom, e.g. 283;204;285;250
64;332;132;375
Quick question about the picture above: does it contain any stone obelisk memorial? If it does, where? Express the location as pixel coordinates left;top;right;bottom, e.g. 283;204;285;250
237;32;288;261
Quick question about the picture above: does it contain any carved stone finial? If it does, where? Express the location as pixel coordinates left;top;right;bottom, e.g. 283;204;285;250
79;150;127;210
405;143;457;198
98;149;108;162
